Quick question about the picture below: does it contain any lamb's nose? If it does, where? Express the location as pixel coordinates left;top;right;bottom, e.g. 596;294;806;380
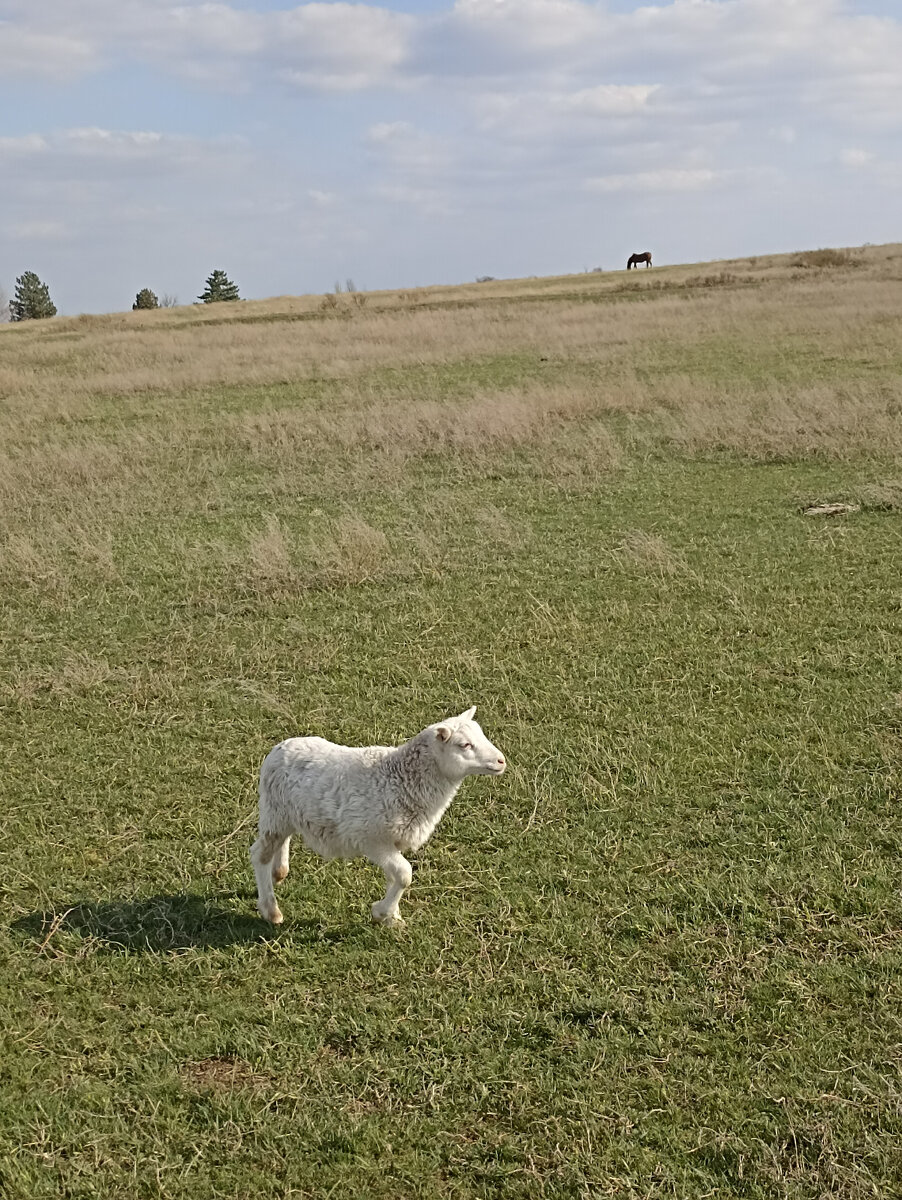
497;756;506;767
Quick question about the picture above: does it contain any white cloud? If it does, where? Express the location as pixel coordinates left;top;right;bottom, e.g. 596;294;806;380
585;167;722;194
12;220;70;240
3;0;902;116
66;127;165;149
0;24;98;79
556;84;660;117
367;120;449;166
0;1;416;92
307;189;337;208
447;0;603;55
0;134;49;155
368;122;413;144
372;182;454;215
474;81;661;142
272;4;414;90
840;147;875;167
0;127;252;239
0;127;248;184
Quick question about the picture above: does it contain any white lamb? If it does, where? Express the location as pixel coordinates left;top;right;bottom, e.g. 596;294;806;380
250;707;506;926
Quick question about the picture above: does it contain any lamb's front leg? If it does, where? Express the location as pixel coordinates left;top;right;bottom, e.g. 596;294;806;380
370;850;413;927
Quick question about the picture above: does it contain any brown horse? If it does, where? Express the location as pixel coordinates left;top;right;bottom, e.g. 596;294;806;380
627;252;652;269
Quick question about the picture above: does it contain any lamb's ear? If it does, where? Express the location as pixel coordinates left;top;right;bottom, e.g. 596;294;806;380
458;706;477;722
435;724;452;743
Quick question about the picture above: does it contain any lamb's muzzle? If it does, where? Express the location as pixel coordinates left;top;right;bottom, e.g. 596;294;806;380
249;706;506;927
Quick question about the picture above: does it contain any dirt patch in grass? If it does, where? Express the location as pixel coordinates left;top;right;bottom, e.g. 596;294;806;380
181;1056;272;1096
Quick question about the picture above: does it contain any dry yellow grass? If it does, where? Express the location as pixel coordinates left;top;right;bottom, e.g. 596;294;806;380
1;242;900;597
2;241;898;411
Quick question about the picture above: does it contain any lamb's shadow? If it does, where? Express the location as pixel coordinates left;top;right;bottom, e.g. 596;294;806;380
12;893;356;954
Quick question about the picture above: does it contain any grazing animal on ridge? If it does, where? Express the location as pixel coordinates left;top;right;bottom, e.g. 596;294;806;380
627;251;652;269
250;707;507;927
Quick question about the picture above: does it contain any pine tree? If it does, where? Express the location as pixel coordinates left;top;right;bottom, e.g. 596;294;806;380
133;288;160;310
198;269;240;303
10;271;57;321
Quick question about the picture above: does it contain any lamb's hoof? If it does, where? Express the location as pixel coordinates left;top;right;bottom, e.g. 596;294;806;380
258;902;283;925
272;866;289;884
371;906;405;928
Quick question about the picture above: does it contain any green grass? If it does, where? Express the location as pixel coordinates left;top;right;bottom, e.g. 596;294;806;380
1;260;901;1198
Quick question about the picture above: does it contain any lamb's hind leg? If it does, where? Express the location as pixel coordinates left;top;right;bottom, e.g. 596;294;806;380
250;832;284;924
370;850;413;927
272;836;291;884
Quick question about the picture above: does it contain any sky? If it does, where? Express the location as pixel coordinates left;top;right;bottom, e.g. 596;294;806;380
1;0;900;314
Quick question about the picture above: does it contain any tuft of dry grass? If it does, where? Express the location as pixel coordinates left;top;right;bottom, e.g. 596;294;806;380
227;381;624;483
859;480;902;511
239;511;391;594
3;532;69;596
629;379;902;462
793;247;862;269
614;529;691;577
683;271;742;288
244;513;297;592
303;512;390;586
0;651;126;704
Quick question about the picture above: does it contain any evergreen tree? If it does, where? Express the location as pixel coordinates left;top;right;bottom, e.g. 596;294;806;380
10;271;57;321
198;269;240;303
133;287;160;310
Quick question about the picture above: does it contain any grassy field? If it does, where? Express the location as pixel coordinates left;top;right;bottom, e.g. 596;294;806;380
1;245;901;1198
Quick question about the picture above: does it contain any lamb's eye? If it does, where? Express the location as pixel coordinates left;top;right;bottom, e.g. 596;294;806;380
460;742;472;750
